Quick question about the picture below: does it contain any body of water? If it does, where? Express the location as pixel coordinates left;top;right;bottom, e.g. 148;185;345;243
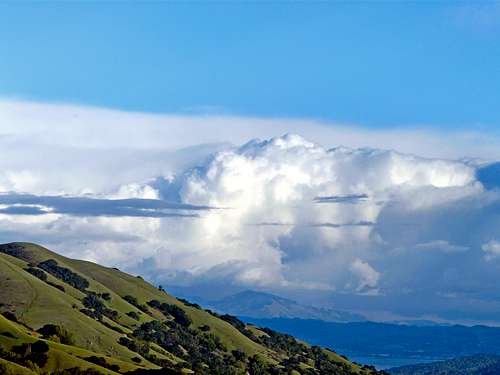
349;356;446;370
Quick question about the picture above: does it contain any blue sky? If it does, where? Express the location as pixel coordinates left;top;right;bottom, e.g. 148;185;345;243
1;2;499;128
2;2;500;324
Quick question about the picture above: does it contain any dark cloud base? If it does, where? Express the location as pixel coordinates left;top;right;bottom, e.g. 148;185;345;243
0;193;216;218
313;194;369;204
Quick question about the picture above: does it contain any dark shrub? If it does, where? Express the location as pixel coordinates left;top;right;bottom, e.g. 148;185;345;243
12;341;49;367
146;299;161;309
31;340;49;353
25;266;66;292
124;295;140;305
81;308;102;321
119;336;133;347
232;349;246;361
110;364;120;372
100;292;111;301
37;323;75;345
247;355;268;375
2;311;19;323
82;293;120;323
25;265;67;291
38;259;89;291
12;343;31;356
219;314;257;340
147;301;191;327
100;320;125;334
145;355;175;368
198;324;210;332
0;244;28;259
47;281;65;292
178;298;201;309
25;267;47;281
102;308;119;321
118;336;150;357
124;295;149;313
84;356;120;372
127;311;140;321
83;293;105;310
220;314;245;331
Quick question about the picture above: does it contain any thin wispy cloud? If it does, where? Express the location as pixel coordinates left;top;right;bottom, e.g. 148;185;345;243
311;221;375;228
249;221;374;228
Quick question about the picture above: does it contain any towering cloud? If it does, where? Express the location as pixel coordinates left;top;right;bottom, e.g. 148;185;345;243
145;134;481;294
1;100;500;322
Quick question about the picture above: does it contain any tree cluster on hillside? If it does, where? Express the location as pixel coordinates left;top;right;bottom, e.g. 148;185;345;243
81;292;120;323
147;300;192;327
37;324;75;345
83;355;120;372
123;295;150;313
38;259;90;291
25;266;66;292
113;295;385;374
0;339;50;372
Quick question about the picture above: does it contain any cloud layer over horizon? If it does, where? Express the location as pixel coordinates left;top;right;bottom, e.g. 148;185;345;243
2;100;500;323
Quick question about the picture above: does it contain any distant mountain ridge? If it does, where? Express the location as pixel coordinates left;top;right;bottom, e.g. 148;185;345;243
199;290;366;322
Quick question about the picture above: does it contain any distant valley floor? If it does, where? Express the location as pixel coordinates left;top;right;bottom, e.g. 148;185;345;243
242;317;500;370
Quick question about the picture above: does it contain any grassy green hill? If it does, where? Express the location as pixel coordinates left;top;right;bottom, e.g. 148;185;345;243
0;242;383;375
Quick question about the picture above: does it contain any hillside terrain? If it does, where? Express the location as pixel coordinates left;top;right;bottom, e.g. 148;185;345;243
388;354;500;375
0;242;383;375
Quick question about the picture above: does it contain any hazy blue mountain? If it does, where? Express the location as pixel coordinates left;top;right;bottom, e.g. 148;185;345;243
388;354;500;375
386;319;451;327
200;290;367;322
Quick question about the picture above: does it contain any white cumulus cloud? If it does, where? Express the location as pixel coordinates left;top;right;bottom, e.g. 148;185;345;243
2;100;500;322
127;134;478;292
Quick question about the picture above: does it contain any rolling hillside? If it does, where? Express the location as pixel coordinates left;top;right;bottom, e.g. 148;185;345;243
0;242;384;374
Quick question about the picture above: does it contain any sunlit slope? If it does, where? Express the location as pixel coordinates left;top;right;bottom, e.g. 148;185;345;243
1;242;268;356
0;314;138;374
0;242;381;374
0;250;154;363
